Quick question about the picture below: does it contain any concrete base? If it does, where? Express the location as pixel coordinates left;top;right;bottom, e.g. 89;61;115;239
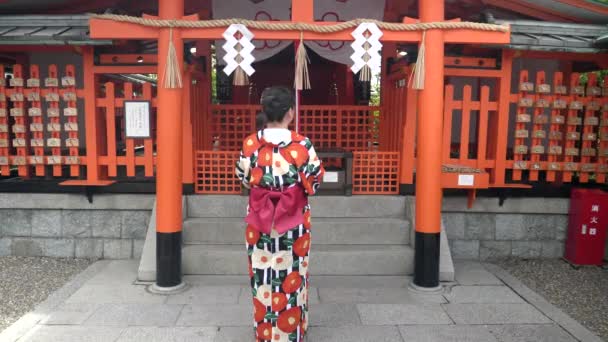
147;282;188;295
408;281;444;294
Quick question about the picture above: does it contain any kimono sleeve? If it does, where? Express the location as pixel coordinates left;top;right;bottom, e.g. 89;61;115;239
300;138;325;195
235;149;252;189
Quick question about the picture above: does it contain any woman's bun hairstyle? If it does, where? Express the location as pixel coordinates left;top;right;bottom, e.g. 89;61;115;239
259;86;294;123
255;112;267;130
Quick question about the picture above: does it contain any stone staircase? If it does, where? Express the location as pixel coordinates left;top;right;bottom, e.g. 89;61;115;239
182;195;415;276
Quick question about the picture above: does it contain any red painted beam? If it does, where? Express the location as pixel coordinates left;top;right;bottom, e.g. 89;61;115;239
89;18;510;44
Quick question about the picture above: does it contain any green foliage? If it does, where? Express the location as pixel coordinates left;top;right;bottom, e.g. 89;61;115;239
579;70;608;86
370;73;381;106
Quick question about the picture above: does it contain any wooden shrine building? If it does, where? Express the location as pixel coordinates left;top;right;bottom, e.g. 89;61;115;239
0;0;607;289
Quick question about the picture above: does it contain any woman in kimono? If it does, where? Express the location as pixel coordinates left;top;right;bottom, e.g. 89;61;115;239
236;86;324;341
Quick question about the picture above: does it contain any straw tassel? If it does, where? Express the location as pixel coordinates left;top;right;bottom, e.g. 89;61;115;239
294;32;311;90
163;28;183;89
410;31;426;90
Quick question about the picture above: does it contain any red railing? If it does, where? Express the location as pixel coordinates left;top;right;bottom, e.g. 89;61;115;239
204;104;380;152
195;104;394;194
95;82;157;178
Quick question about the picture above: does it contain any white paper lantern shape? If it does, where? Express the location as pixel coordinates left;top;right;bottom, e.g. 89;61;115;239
222;24;256;77
350;23;383;76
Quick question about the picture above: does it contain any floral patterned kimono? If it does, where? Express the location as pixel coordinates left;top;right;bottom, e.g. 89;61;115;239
236;128;324;342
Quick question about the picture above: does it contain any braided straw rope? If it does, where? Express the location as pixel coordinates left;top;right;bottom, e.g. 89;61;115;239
94;14;508;89
91;14;509;33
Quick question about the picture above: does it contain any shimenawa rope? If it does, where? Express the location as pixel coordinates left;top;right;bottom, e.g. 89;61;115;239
92;14;508;89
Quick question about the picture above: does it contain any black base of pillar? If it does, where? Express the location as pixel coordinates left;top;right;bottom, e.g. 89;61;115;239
413;231;440;288
156;231;182;288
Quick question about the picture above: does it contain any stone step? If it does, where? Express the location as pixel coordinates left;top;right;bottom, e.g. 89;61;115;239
186;195;408;219
183;218;410;245
182;244;415;276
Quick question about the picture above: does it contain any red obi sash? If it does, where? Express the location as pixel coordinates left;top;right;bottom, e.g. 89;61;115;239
245;185;308;234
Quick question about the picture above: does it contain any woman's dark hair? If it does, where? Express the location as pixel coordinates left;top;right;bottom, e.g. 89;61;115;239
259;86;294;123
255;112;267;130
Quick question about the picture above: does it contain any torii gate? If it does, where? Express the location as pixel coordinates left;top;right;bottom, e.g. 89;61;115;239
90;0;510;291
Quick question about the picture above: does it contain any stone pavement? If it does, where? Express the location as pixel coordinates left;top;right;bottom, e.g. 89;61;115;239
1;260;602;342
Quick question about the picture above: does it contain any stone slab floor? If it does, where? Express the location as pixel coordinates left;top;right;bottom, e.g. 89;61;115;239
1;260;601;342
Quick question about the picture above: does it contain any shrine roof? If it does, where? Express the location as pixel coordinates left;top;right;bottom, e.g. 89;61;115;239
0;14;113;45
493;20;608;53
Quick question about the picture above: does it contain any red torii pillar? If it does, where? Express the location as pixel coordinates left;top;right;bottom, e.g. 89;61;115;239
155;0;185;289
413;0;444;290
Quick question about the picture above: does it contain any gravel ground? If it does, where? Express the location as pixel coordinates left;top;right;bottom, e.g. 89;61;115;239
495;258;608;341
0;256;93;332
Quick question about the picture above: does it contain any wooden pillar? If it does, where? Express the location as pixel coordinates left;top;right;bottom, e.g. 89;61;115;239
83;47;107;183
156;0;185;289
413;0;444;290
292;0;314;132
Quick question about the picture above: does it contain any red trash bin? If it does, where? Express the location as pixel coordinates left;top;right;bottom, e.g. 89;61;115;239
564;188;608;266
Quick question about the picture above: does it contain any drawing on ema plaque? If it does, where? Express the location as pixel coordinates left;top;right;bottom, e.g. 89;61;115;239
125;101;151;138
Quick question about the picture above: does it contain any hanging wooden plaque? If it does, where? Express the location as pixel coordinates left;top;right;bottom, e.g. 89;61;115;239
533;115;549;124
584;117;599;126
586;86;601;96
30;139;44;147
552;100;567;109
61;76;76;87
45;93;60;102
513;161;528;170
518;98;534;107
516;114;531;123
581;148;596;157
10;93;24;102
27;78;40;88
29;156;44;164
545;144;559;154
63;107;77;116
10;108;23;117
47;108;60;117
47;123;61;132
65;156;80;165
566;132;580;140
550;115;565;124
571;86;584;95
47;156;62;164
548;162;561;170
47;138;61;147
44;78;59;87
569;101;583;110
519;82;534;92
549;131;563;140
28;108;42;116
27;92;40;102
12;138;26;147
565;148;579;156
9;78;24;87
583;133;597;141
567;117;582;125
554;85;567;94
